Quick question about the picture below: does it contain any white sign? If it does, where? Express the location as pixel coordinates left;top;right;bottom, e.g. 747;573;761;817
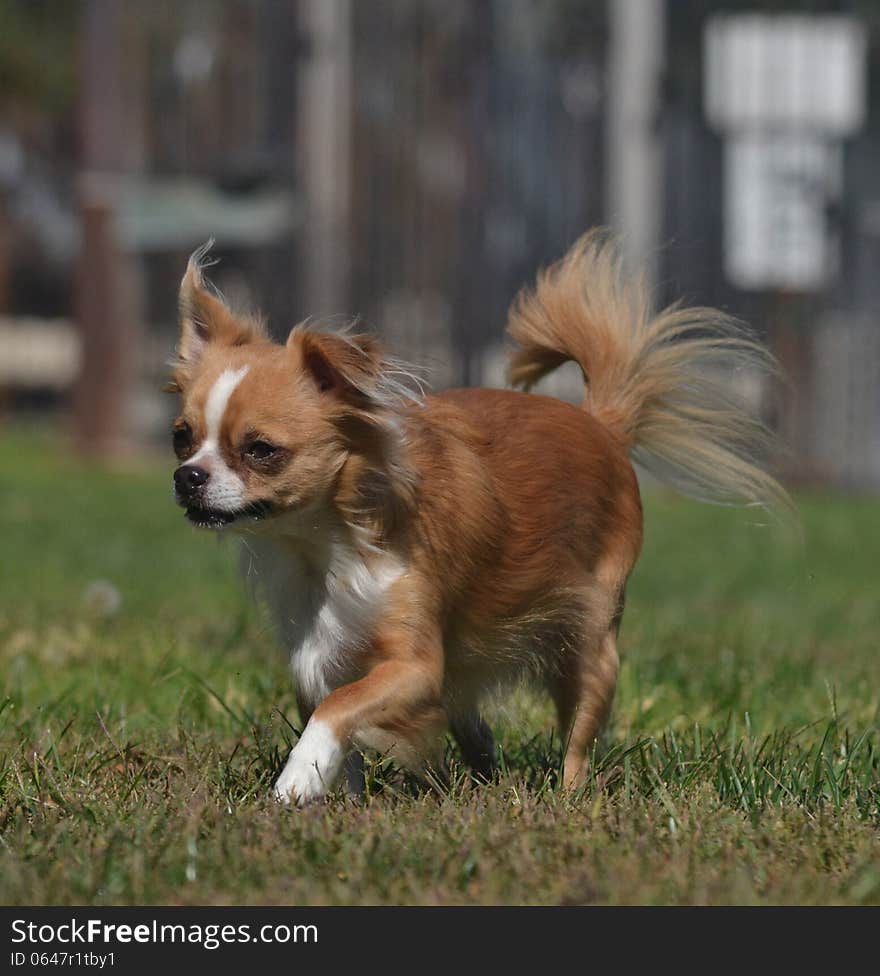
704;14;866;291
725;135;841;291
705;15;866;135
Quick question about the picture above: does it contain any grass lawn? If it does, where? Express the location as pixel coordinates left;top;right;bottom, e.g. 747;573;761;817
0;428;877;905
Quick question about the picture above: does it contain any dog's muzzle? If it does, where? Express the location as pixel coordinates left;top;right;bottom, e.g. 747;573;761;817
173;464;273;528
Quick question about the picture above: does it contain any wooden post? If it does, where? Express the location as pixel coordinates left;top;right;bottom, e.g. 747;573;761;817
605;0;666;288
0;198;9;314
71;0;140;456
296;0;352;317
767;291;812;484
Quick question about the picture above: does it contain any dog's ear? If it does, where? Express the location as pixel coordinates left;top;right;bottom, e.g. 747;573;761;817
175;243;265;375
288;328;384;403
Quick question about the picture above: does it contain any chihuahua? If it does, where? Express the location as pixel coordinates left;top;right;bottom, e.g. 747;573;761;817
168;230;786;805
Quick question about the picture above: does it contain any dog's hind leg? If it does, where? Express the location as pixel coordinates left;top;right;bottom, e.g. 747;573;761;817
551;590;624;791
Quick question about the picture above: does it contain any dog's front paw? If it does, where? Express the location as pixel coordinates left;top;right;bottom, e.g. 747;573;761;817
273;719;344;807
273;758;327;807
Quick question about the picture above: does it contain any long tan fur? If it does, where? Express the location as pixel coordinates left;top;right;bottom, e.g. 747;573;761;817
507;229;790;512
170;232;791;806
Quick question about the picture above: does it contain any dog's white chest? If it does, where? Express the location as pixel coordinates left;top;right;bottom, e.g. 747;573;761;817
241;537;403;711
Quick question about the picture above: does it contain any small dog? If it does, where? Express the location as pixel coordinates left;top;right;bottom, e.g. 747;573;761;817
168;230;786;805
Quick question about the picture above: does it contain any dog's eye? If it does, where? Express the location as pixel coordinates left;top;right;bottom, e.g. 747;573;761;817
172;423;193;459
244;440;277;461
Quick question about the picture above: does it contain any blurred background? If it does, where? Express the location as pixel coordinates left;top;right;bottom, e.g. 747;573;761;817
0;0;878;487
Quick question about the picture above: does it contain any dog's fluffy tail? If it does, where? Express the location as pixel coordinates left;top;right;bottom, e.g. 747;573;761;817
507;229;790;512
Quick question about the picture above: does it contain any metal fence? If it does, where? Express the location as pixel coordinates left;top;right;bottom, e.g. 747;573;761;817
1;0;878;487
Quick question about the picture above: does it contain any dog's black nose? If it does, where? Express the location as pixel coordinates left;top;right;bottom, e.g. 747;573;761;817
174;465;210;494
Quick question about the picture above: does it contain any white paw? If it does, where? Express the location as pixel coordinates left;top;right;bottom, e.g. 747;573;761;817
273;719;344;807
273;758;326;806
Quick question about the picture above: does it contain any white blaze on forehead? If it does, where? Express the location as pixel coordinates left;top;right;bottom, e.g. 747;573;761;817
203;365;250;446
190;365;249;462
189;365;250;512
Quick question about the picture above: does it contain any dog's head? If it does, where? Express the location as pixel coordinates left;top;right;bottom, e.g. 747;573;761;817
168;246;418;535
